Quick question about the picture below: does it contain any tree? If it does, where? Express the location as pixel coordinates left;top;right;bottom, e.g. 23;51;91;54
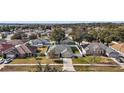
71;27;85;44
1;33;7;39
11;33;22;39
50;28;65;44
11;32;27;40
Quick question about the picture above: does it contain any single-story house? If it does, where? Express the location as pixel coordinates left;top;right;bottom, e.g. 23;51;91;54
7;40;24;45
85;42;106;56
110;43;124;56
29;39;51;47
84;42;121;58
15;44;32;58
46;45;83;58
99;43;122;58
60;39;76;45
0;43;16;58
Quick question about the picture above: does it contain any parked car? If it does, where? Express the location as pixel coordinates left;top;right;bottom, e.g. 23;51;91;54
4;58;12;64
119;58;124;63
117;56;124;63
0;59;5;64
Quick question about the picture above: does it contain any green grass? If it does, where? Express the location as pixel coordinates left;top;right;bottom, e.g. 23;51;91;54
72;56;116;64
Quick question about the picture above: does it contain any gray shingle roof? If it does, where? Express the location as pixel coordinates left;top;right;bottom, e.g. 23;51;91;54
60;39;75;45
47;45;73;58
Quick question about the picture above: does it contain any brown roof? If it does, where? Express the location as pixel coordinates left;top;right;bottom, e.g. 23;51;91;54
16;46;25;55
111;43;124;53
15;44;32;55
7;40;23;45
21;44;31;54
0;44;14;53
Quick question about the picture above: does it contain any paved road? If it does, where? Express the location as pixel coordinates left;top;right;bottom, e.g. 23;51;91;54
62;58;75;72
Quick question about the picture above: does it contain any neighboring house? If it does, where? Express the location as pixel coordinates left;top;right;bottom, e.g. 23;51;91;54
29;39;50;47
7;40;24;45
0;40;7;44
84;42;121;58
60;38;76;45
0;43;16;58
15;44;32;58
99;43;122;58
46;45;83;58
85;42;106;56
110;43;124;56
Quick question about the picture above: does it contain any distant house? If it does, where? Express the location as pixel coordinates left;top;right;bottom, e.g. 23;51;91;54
29;39;50;47
60;39;76;45
0;40;7;44
7;40;24;45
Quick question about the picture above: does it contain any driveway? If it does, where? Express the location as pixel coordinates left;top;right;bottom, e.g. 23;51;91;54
62;58;75;72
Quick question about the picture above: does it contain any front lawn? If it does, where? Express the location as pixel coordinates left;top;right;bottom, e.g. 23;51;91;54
74;66;124;72
11;57;63;64
72;56;116;64
0;65;63;72
11;57;36;64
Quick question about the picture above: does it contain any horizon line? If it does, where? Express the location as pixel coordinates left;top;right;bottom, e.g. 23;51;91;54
0;21;124;24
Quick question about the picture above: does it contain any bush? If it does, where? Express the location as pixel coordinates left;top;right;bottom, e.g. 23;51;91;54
54;59;63;63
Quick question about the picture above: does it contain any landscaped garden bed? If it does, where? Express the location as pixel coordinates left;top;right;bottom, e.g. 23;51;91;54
72;56;117;64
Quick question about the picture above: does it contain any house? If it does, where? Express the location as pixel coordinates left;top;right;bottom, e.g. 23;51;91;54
99;43;121;58
29;39;50;47
85;42;106;56
46;45;83;58
110;43;124;56
84;42;121;58
7;40;24;45
0;43;16;58
60;38;76;45
46;45;73;58
15;44;32;58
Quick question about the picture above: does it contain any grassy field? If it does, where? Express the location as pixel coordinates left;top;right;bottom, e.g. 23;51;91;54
74;66;124;72
72;56;116;64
